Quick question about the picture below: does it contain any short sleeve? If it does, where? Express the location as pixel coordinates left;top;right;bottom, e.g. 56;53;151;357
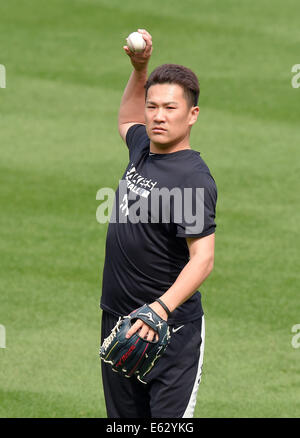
125;124;149;161
174;171;217;238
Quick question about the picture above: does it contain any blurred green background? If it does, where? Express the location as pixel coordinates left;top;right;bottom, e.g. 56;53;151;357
0;0;299;418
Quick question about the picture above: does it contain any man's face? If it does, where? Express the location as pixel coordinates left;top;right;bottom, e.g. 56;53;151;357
144;83;199;150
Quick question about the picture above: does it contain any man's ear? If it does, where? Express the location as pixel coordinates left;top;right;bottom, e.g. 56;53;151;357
189;106;200;127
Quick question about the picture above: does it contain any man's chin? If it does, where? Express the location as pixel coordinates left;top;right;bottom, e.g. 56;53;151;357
149;135;171;147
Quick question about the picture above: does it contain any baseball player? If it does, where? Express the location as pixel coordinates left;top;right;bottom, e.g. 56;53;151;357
100;29;217;418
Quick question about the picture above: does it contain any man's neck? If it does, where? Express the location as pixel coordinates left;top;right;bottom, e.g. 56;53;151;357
150;141;191;154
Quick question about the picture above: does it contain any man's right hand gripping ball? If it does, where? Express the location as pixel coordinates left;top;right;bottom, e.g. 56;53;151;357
123;29;153;70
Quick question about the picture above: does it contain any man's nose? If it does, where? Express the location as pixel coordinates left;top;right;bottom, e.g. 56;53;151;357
154;107;166;121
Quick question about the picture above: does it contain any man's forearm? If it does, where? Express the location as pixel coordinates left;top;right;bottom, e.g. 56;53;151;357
159;255;214;314
128;255;213;340
118;68;148;125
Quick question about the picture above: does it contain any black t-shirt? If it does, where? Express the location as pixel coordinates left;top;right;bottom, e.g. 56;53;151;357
100;124;217;325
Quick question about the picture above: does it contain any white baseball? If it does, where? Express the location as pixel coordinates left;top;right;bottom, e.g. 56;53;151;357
126;32;146;53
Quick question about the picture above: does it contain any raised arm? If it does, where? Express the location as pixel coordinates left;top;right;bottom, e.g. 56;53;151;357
118;29;153;142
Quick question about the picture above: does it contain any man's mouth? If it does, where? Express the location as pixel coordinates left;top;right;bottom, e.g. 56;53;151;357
152;127;167;133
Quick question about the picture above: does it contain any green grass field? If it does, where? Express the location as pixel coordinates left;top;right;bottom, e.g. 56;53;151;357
0;0;299;418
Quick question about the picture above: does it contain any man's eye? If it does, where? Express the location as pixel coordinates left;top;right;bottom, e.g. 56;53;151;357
167;107;175;109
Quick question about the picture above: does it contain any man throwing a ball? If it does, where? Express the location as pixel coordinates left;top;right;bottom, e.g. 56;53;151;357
100;29;217;418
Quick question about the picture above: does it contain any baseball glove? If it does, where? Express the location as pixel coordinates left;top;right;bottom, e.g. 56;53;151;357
99;304;171;384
